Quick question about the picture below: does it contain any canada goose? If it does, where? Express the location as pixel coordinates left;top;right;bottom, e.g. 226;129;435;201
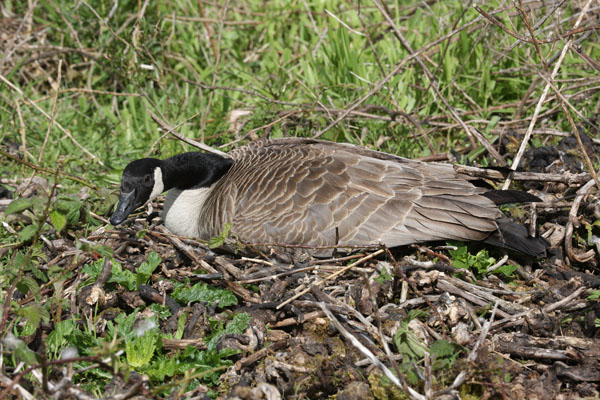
110;138;548;257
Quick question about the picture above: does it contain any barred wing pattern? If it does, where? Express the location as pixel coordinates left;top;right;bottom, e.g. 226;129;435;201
199;139;501;253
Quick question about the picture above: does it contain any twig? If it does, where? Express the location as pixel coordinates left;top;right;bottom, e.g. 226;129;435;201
201;0;230;142
543;286;586;313
362;269;406;392
491;0;568;66
564;179;596;263
237;265;316;284
173;15;260;25
197;0;218;60
325;9;364;36
147;109;227;156
435;302;499;397
0;174;58;334
318;302;425;399
487;255;509;273
0;73;103;165
0;355;112;399
474;4;587;46
234;340;289;370
15;101;33;161
0;149;99;190
515;0;600;190
454;164;590;185
276;249;384;309
38;59;62;164
502;0;594;189
372;0;506;165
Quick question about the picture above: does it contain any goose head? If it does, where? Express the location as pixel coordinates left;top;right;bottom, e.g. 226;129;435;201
110;158;164;226
110;152;233;226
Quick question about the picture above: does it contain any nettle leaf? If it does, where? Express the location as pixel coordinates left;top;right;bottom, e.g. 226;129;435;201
6;198;33;214
394;324;428;360
50;210;67;232
110;263;136;291
125;328;160;368
225;312;251;335
17;304;50;329
19;224;39;242
172;282;237;308
206;312;251;351
136;251;162;288
430;339;461;370
430;339;456;358
82;258;136;290
448;243;496;275
12;337;39;365
17;276;40;295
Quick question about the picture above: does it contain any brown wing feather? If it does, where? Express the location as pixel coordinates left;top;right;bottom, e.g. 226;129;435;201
200;139;501;253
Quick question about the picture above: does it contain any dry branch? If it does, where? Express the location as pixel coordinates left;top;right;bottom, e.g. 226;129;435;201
503;0;595;189
454;164;590;185
147;109;227;156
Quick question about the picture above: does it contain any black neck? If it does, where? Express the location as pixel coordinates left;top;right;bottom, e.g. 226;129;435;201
160;152;233;190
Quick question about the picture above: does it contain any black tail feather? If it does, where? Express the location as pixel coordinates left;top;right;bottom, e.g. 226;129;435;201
484;218;549;257
482;190;542;205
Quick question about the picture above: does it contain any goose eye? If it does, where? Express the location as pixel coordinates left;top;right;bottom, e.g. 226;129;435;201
144;174;153;185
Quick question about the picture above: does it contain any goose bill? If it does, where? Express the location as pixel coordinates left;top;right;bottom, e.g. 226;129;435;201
110;191;137;226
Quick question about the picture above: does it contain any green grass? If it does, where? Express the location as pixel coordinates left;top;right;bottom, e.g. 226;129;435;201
1;0;598;397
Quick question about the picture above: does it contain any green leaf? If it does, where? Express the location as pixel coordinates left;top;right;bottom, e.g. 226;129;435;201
374;268;393;284
488;115;501;130
18;223;39;242
17;276;40;295
110;262;136;290
448;243;496;276
206;312;251;351
175;312;187;340
47;319;76;356
430;339;461;370
225;312;251;335
394;323;428;360
172;282;237;308
430;339;456;358
136;251;162;289
9;336;39;365
208;222;232;249
50;210;67;232
126;325;159;368
491;264;518;278
17;304;50;329
6;198;33;214
588;290;600;301
82;258;136;290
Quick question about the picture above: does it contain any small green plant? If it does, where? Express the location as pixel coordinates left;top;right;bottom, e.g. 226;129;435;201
208;222;232;249
374;266;393;285
393;310;463;385
82;252;161;290
171;281;238;308
588;290;600;301
448;243;517;278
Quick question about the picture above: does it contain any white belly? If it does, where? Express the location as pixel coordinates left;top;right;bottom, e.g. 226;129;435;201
162;187;212;238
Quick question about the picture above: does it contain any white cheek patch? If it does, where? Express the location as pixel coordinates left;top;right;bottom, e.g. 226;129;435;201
149;167;164;200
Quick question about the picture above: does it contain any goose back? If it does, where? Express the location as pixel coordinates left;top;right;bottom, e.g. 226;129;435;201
183;139;502;254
